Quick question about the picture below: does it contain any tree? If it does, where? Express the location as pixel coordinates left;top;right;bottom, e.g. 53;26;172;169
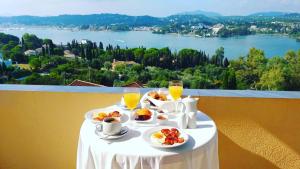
133;48;145;63
11;68;31;79
53;47;64;56
0;62;6;75
223;58;229;67
22;73;61;85
90;58;104;69
103;61;112;70
234;48;268;89
10;46;27;63
29;58;41;71
42;47;46;56
143;48;160;66
99;42;104;50
0;33;19;45
43;39;55;55
159;80;169;88
1;41;19;59
138;71;151;83
22;73;43;84
222;71;229;89
257;67;284;90
228;70;237;89
159;47;172;69
211;47;224;66
96;70;118;86
22;33;43;50
247;48;267;69
147;80;160;88
283;50;300;90
177;49;204;68
190;78;201;89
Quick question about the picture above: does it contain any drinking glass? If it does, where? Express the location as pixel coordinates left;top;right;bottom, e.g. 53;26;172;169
123;87;141;113
169;80;183;113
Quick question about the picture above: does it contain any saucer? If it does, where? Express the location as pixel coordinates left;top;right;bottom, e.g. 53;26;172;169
117;103;141;110
95;126;129;140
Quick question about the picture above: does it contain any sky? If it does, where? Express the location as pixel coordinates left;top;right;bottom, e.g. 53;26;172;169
0;0;299;17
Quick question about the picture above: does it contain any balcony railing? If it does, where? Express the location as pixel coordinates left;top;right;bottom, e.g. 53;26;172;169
0;85;299;169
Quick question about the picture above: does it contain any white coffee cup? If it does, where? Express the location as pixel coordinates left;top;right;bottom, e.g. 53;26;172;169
96;117;122;136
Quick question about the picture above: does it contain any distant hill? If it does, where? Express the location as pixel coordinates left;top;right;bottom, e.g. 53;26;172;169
249;11;298;17
176;10;222;17
0;12;299;28
0;14;166;27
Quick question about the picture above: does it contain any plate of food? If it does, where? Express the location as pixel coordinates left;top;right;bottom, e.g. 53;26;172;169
143;126;189;148
146;90;174;108
148;91;168;101
85;107;127;124
133;108;155;123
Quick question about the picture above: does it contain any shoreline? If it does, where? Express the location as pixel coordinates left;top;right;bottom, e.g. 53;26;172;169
0;25;299;58
0;25;298;41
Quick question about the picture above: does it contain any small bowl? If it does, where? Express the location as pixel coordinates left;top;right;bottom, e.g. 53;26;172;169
157;114;168;125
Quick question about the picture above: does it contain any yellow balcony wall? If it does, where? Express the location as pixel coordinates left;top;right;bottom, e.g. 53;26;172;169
0;87;299;169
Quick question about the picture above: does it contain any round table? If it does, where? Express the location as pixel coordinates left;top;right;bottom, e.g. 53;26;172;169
77;105;219;169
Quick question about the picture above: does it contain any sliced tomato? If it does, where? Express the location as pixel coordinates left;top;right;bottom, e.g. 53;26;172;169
178;137;184;143
171;128;179;133
161;129;170;136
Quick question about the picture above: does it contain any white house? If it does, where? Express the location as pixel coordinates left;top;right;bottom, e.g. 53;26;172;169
35;48;43;55
64;50;76;58
24;50;37;56
212;24;224;35
250;25;258;31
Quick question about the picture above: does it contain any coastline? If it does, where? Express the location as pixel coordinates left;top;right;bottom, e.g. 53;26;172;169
1;25;299;41
1;25;299;58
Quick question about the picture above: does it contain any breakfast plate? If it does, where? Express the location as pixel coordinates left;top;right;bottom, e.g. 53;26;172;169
133;108;155;123
142;126;189;148
95;126;129;140
85;107;128;124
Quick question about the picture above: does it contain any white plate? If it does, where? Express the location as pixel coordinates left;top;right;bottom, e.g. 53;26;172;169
117;103;141;110
95;126;129;140
133;109;155;123
85;107;128;124
142;126;189;148
147;96;174;107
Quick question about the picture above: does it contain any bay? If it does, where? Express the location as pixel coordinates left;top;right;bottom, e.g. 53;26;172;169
1;26;299;59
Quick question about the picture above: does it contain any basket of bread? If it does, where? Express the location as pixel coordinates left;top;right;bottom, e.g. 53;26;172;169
146;90;174;108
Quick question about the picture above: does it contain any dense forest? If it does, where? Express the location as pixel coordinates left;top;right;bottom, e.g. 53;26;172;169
0;32;300;90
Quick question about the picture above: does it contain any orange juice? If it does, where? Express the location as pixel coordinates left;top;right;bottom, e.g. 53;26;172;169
123;93;141;110
169;86;183;100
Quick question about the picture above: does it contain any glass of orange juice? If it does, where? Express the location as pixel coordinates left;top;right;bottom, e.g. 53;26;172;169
169;80;183;113
123;88;141;111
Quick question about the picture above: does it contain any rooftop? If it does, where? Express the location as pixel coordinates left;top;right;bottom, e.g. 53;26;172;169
68;79;106;87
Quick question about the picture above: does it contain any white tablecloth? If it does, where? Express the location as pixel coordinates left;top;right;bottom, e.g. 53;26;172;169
77;105;219;169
